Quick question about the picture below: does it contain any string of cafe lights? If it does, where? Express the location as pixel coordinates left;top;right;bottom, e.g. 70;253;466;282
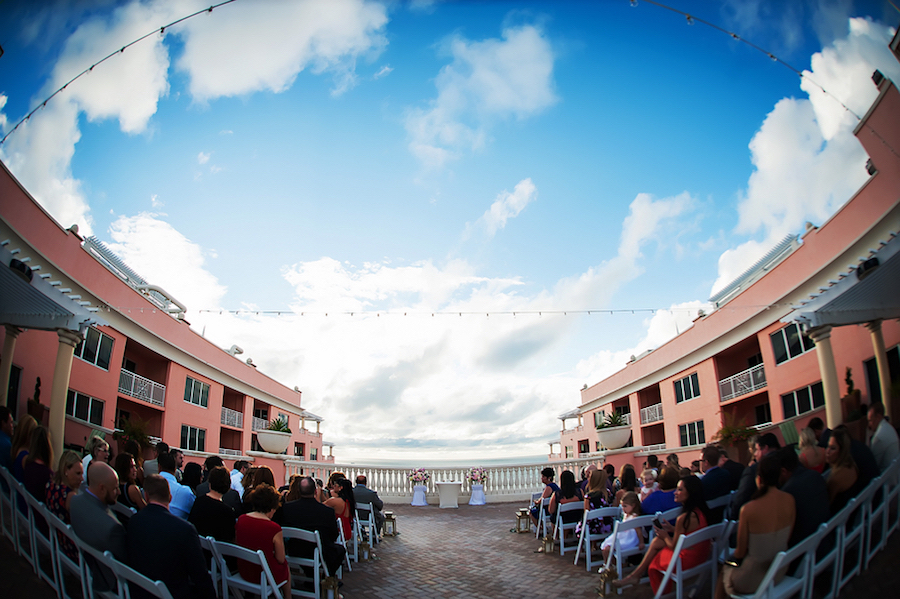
0;0;239;147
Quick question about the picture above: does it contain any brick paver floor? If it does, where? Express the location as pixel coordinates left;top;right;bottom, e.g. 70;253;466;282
4;500;900;598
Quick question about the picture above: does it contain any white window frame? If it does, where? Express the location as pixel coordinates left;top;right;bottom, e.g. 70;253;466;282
770;323;816;365
74;327;114;370
66;390;104;426
781;381;825;419
184;376;210;408
674;372;700;403
180;424;206;452
679;420;706;447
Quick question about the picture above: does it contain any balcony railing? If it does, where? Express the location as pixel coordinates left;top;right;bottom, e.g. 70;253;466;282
640;403;664;424
221;406;244;428
719;363;767;402
118;369;165;407
219;448;242;457
251;416;269;432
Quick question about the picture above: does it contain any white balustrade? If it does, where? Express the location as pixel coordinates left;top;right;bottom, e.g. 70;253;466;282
719;363;767;402
221;406;244;428
640;403;664;424
118;369;165;406
251;416;269;431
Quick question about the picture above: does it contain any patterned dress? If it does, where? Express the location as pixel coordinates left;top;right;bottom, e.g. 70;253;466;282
46;481;77;559
576;490;614;537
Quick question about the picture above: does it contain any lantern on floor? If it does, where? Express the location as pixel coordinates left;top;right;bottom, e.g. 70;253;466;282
384;511;397;536
360;539;371;561
322;576;339;599
541;533;555;554
516;509;531;533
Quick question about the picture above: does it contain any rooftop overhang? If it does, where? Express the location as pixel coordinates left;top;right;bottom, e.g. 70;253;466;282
558;408;581;420
783;230;900;329
1;242;108;333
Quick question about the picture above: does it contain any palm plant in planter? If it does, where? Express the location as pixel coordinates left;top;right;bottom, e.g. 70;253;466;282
256;416;292;454
596;412;632;449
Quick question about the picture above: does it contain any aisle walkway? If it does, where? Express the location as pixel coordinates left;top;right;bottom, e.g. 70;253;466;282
4;500;900;598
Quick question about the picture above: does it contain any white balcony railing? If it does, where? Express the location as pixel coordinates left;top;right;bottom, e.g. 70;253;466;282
622;412;632;426
219;448;242;457
221;406;244;428
251;416;269;432
118;369;165;407
719;363;767;402
640;403;664;424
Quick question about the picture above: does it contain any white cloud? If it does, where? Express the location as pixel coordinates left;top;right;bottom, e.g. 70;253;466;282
711;17;897;295
406;24;557;167
150;194;163;207
0;94;8;132
197;151;210;164
373;64;393;79
468;178;537;238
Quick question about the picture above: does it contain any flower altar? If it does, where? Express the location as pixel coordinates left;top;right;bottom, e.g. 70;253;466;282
467;467;487;506
410;468;430;506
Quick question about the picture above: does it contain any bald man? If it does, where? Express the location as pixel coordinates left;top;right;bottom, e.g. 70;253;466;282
70;461;127;591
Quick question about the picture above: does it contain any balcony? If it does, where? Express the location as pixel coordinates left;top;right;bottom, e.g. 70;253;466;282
221;406;244;428
219;448;242;457
251;416;269;432
640;403;664;424
719;363;767;402
118;369;165;407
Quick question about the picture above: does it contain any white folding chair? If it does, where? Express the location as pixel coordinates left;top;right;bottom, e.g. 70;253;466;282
652;521;726;599
21;488;59;592
281;526;323;598
574;505;620;570
9;477;35;570
884;456;900;538
604;512;658;596
727;526;823;599
0;466;16;542
336;523;353;571
198;536;222;599
811;500;853;599
355;502;379;545
836;484;873;595
107;557;175;599
706;491;734;522
211;540;286;599
535;497;552;539
864;469;890;568
554;501;584;556
74;533;123;599
45;510;86;599
109;501;136;522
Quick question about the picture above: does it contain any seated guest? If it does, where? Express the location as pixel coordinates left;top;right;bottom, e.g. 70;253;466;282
809;417;831;449
182;461;203;493
578;463;598;492
281;477;346;579
142;441;169;478
577;468;613;539
316;478;328;503
197;456;242;512
70;462;126;591
171;448;185;482
241;466;260;502
242;465;276;513
833;424;880;488
353;474;385;534
326;471;347;491
641;466;680;516
732;433;780;516
700;445;731;501
127;474;217;599
717;446;745;490
600;491;644;569
123;439;145;487
666;453;680;472
230;460;250;497
529;467;559;528
605;464;617;495
824;427;862;514
614;475;710;592
614;464;639;507
46;450;83;558
114;452;146;511
717;456;795;599
798;427;826;473
189;466;237;542
10;414;38;481
81;436;109;478
325;477;356;543
23;426;54;502
868;403;899;471
776;446;829;548
639;468;659;501
0;406;13;470
158;449;194;518
236;484;290;596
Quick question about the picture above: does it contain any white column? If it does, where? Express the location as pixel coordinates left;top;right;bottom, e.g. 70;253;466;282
0;325;22;408
316;420;320;434
49;329;83;461
808;326;842;429
866;320;893;420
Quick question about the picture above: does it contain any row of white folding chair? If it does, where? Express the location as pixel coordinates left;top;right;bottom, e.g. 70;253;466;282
207;538;285;599
535;496;552;538
652;520;730;599
356;502;378;546
574;505;621;571
280;527;328;598
0;466;15;541
728;524;825;599
76;532;173;599
706;491;735;522
865;454;900;568
554;501;584;556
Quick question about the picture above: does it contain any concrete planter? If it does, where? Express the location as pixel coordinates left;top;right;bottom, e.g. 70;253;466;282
596;425;632;450
256;430;291;454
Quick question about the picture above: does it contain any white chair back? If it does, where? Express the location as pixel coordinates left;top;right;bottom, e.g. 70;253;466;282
652;521;726;599
554;501;585;556
211;539;285;599
43;509;84;599
356;502;378;545
728;526;823;599
107;556;175;599
535;497;552;538
20;486;58;591
282;526;324;598
574;505;620;570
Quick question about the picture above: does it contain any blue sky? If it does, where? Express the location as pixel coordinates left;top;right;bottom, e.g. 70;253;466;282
1;0;898;463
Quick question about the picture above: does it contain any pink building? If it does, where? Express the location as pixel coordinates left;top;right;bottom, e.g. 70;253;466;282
553;32;900;473
0;162;333;482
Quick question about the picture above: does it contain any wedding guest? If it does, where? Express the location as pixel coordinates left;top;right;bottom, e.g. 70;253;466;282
189;466;237;542
776;446;829;548
614;464;639;506
824;427;861;513
142;441;169;478
0;406;14;470
182;461;203;493
868;403;899;471
798;427;826;473
23;426;54;502
123;439;145;486
600;491;644;569
114;452;146;511
10;414;38;481
325;477;356;543
81;436;109;479
159;449;194;518
529;467;559;528
577;469;613;539
46;450;83;558
236;484;289;597
639;468;659;502
641;466;679;516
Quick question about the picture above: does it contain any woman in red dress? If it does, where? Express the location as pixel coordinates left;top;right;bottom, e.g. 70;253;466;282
235;483;289;597
325;477;356;542
613;475;711;593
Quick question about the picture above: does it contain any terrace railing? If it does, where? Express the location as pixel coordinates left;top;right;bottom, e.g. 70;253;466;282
221;406;244;428
719;363;767;402
640;403;664;424
251;416;269;432
118;369;165;407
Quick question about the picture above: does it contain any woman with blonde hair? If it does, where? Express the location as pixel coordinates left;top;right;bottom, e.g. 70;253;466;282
578;468;613;539
798;427;825;473
10;414;38;480
46;451;83;557
824;427;861;513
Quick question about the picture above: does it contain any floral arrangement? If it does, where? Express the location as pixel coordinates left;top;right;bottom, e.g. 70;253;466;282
409;468;431;484
467;467;488;484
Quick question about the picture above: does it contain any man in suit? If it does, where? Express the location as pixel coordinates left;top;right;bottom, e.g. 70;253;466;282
70;461;127;591
731;432;780;516
699;446;731;522
281;476;346;577
126;474;217;599
777;446;830;548
353;474;385;535
717;448;745;490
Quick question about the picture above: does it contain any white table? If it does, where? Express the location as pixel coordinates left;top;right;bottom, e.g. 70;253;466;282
435;481;463;508
468;483;486;505
411;484;428;506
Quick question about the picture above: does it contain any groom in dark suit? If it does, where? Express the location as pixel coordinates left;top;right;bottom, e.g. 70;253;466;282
353;474;385;534
281;476;346;577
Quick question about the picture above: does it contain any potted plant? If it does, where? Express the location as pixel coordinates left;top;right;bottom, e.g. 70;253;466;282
713;415;756;464
595;412;632;450
256;416;292;454
113;416;151;454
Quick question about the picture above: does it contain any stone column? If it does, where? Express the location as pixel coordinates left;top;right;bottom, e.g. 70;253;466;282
866;319;893;420
0;325;22;407
316;420;320;434
808;326;842;429
49;329;82;460
301;415;306;432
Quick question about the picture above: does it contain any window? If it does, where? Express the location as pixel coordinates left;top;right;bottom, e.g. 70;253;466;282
309;447;318;461
593;410;607;427
781;382;825;419
294;442;305;458
578;439;590;454
565;445;574;458
679;420;706;447
770;324;815;365
184;376;210;408
75;327;114;370
66;390;104;426
674;373;700;403
180;425;206;452
755;402;772;425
